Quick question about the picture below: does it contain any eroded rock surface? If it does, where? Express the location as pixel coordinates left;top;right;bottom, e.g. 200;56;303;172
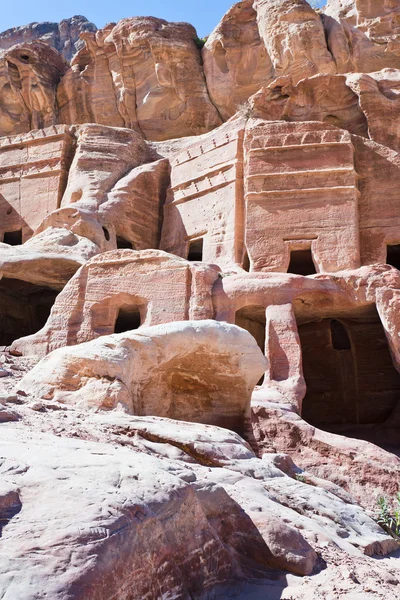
57;17;222;140
0;16;97;62
1;2;400;599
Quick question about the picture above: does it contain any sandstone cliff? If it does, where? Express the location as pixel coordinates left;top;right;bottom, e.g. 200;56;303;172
1;1;400;599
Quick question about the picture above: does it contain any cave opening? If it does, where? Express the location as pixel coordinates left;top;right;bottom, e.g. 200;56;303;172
114;305;142;334
187;238;203;261
288;249;316;276
386;244;400;270
116;236;134;250
297;307;400;450
235;305;266;385
3;230;22;246
0;278;58;346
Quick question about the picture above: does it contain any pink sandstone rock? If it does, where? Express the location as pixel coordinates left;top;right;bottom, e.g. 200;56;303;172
10;250;220;357
160;118;247;270
249;74;369;138
57;18;222;141
0;126;74;243
0;41;68;137
18;320;267;432
251;399;400;512
202;0;273;120
254;0;336;83
243;119;360;273
324;0;400;73
0;3;400;598
0;16;97;62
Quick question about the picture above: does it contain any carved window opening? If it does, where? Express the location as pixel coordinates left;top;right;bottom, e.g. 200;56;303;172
0;278;58;347
3;230;22;246
116;236;134;250
102;227;110;241
187;238;203;261
386;244;400;270
288;249;316;276
114;305;142;334
330;320;351;351
297;307;400;449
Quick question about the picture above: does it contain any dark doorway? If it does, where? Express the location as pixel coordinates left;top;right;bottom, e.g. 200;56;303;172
298;308;400;449
114;306;142;334
288;249;316;276
0;278;58;346
386;244;400;270
235;305;266;385
3;230;22;246
116;236;134;250
330;319;351;351
187;238;203;261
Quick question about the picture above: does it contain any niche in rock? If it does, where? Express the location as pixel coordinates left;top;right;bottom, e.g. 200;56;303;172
386;244;400;270
187;238;203;261
3;230;22;246
288;249;316;276
0;278;58;346
116;236;134;250
298;307;400;449
114;305;143;334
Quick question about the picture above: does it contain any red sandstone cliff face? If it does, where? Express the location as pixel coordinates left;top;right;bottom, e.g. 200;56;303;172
1;2;400;599
57;17;222;140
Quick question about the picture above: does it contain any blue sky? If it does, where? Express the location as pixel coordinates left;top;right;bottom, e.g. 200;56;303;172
1;0;325;38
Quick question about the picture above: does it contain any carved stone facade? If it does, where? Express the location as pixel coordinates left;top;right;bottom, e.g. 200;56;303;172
1;3;400;597
0;126;74;243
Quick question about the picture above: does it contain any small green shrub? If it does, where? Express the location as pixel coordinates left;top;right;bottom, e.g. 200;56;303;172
194;36;208;50
376;494;400;539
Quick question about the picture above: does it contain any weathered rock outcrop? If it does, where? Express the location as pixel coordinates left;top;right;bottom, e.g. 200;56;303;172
255;0;336;83
203;0;273;120
0;16;97;62
324;0;400;73
10;250;220;357
0;42;68;137
18;320;266;431
1;3;400;599
57;17;222;140
0;408;397;599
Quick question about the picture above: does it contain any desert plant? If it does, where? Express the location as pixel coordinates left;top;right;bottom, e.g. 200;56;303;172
376;494;400;540
194;36;208;50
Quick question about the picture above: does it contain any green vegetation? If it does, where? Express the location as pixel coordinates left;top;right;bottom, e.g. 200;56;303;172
194;36;208;50
376;494;400;540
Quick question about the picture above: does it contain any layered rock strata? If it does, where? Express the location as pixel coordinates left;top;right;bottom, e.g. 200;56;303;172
1;2;400;599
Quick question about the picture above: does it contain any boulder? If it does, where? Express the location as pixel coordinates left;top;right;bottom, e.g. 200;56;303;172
18;320;267;433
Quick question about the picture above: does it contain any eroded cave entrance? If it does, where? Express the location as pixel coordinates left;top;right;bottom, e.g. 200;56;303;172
235;305;266;385
288;249;316;276
114;304;143;334
116;236;134;250
3;229;22;246
0;278;58;346
297;306;400;449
